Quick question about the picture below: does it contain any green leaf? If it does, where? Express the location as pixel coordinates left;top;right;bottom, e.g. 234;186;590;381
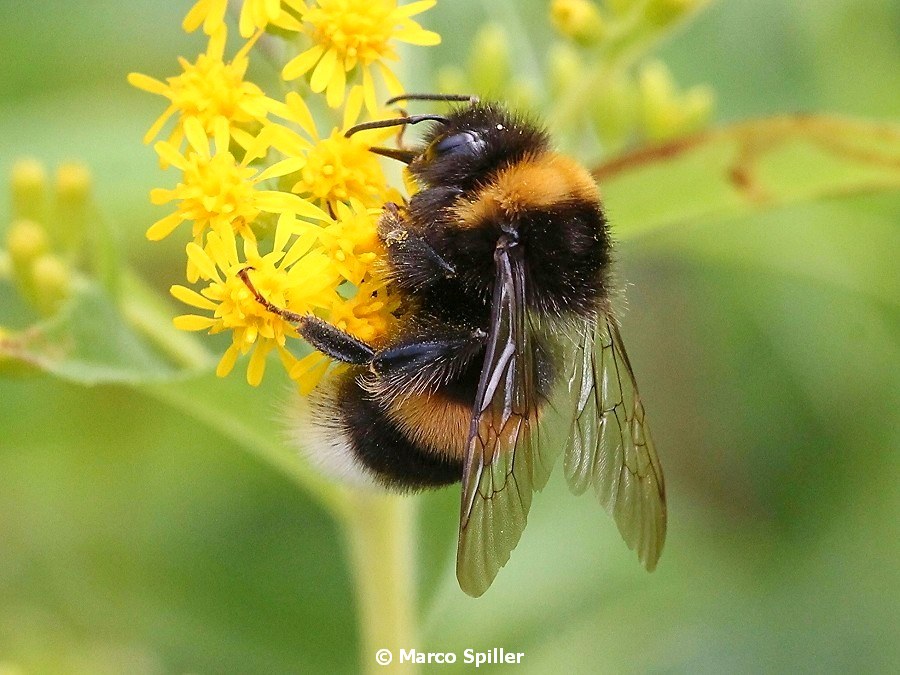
0;274;343;511
595;115;900;238
0;281;187;384
138;367;344;513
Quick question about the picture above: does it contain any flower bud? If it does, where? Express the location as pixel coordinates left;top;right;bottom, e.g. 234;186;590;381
10;158;47;223
681;85;715;132
54;162;92;256
639;61;682;141
551;0;606;45
6;220;49;274
639;61;714;141
644;0;704;27
6;219;50;310
30;253;73;315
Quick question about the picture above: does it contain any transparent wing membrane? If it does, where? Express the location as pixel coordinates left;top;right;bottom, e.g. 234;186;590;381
563;316;666;570
456;240;540;597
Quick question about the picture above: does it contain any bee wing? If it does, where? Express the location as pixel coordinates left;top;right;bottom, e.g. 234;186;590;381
563;314;667;570
456;239;547;597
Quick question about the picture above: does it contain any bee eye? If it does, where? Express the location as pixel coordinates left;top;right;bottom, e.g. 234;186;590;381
431;131;484;158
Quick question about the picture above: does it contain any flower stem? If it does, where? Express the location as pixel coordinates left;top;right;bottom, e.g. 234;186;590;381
341;491;419;675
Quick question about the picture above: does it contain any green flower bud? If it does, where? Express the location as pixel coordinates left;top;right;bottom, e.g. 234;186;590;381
638;61;715;141
644;0;705;27
7;220;49;273
10;158;47;223
30;253;73;316
681;84;716;131
54;162;92;256
638;61;674;140
551;0;606;45
6;219;50;309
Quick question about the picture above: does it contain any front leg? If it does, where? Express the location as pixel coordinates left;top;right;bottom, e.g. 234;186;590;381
378;202;457;290
240;268;485;379
239;268;374;364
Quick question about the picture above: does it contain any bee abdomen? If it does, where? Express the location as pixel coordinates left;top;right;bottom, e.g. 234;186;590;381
289;370;463;491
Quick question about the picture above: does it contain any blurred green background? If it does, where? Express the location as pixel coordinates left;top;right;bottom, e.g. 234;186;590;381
0;0;898;673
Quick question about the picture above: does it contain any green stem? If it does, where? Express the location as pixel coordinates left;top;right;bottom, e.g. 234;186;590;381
341;492;419;675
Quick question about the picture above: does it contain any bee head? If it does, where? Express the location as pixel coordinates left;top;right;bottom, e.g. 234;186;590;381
344;98;550;191
411;103;550;190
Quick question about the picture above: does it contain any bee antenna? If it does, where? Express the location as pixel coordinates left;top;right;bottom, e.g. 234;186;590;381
344;115;450;138
385;93;479;106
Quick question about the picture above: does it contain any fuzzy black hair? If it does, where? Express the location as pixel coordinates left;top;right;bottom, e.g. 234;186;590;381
409;102;550;190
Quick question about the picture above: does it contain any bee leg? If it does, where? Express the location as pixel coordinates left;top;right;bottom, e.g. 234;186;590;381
366;328;488;399
238;268;375;365
378;203;457;286
303;321;486;390
373;329;486;371
297;316;375;365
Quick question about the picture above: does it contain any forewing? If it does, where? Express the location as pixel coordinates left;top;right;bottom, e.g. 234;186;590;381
563;314;667;570
456;239;548;597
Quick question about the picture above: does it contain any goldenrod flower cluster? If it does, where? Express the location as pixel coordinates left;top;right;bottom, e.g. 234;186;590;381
130;1;440;389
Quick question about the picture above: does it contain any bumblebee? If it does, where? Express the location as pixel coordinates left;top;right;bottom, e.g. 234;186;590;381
242;94;666;597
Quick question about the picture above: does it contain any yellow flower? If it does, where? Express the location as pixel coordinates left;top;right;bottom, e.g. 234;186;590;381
128;29;279;149
147;117;327;248
294;129;395;209
315;201;383;285
287;276;400;393
282;0;441;111
290;350;333;395
172;228;341;385
258;91;401;210
142;0;445;394
184;0;305;38
330;275;400;344
283;200;383;285
182;0;228;35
